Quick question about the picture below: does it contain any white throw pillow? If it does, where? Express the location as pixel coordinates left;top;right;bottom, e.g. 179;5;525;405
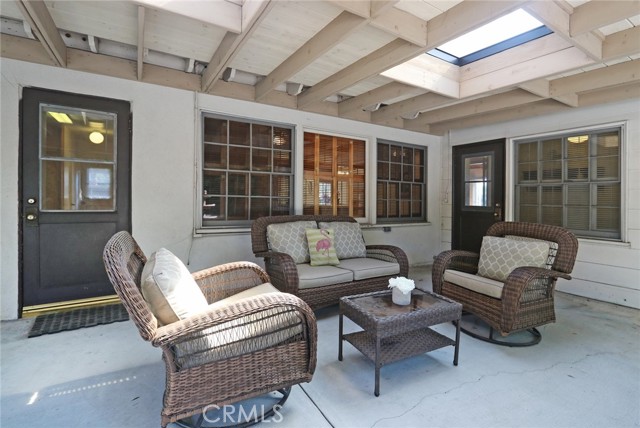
140;248;208;326
477;236;550;282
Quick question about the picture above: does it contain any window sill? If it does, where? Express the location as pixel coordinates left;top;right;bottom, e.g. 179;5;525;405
360;222;432;229
194;227;251;236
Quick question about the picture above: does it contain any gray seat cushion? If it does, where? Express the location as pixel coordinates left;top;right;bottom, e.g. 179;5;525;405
174;283;304;369
336;257;400;281
444;269;504;299
296;263;353;289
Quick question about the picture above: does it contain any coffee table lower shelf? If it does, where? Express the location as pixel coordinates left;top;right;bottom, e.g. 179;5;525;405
342;327;458;396
343;328;456;367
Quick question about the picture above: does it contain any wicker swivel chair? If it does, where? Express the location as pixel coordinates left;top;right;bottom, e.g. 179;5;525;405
432;222;578;346
103;231;317;427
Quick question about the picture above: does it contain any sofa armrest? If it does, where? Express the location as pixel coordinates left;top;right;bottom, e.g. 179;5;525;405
501;266;571;328
432;250;480;294
503;266;571;302
365;245;409;277
192;261;270;304
254;251;301;295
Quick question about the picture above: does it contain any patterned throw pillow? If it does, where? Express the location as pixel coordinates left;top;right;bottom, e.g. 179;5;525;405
505;235;558;269
477;236;550;282
267;221;317;263
306;228;340;266
318;221;366;259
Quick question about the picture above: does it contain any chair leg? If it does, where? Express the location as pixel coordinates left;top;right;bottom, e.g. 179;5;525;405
176;387;292;428
458;313;542;347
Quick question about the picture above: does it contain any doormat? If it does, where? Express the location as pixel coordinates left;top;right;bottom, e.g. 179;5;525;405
28;303;129;338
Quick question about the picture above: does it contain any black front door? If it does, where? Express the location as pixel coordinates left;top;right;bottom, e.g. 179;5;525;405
20;88;131;311
452;139;505;252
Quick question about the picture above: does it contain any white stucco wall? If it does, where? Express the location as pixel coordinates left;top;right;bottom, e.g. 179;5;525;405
439;98;640;309
0;58;441;320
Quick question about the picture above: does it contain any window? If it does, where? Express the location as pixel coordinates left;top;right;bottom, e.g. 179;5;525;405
201;114;294;227
428;9;551;66
515;127;622;240
303;132;365;217
376;140;427;223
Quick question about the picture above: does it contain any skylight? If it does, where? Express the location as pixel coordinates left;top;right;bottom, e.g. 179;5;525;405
429;9;551;66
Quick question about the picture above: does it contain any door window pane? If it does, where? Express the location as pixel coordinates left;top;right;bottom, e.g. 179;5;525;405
464;154;492;207
40;105;116;211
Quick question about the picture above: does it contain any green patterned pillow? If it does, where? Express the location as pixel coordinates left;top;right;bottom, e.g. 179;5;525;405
306;228;339;266
477;236;550;282
318;221;366;259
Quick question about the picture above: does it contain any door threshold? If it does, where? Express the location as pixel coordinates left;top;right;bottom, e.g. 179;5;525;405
21;295;121;318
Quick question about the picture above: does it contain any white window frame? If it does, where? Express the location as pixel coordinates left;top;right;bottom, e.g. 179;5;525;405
510;122;626;242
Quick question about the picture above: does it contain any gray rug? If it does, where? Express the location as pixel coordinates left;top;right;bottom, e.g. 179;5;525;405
28;303;129;338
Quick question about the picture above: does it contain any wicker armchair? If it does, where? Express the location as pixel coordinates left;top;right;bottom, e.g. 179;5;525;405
103;231;317;427
432;222;578;346
251;215;409;310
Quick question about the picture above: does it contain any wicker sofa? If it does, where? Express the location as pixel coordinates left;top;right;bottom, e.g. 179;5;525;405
251;215;409;310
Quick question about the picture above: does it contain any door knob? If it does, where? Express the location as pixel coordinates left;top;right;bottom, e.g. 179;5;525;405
494;203;502;220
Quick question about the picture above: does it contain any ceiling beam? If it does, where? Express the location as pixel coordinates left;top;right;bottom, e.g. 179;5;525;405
460;47;594;98
412;90;543;126
549;59;640;97
255;11;367;101
338;82;425;115
381;54;459;98
427;0;527;48
202;0;274;93
16;0;66;67
372;92;459;123
297;38;426;108
136;6;145;81
519;79;550;97
428;82;640;135
369;7;427;47
603;26;640;60
523;1;602;60
571;0;640;36
459;34;572;82
135;0;242;33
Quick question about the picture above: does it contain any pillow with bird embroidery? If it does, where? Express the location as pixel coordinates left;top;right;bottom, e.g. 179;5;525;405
306;228;340;266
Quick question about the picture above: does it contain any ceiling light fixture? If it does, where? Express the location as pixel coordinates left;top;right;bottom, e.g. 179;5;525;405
48;112;73;124
89;131;105;144
568;135;588;144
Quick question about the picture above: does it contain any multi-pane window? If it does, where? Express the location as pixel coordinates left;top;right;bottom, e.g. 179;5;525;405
376;140;427;223
303;132;365;217
515;127;621;240
201;114;293;227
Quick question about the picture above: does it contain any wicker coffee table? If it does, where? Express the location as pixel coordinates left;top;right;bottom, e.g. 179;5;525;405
338;289;462;396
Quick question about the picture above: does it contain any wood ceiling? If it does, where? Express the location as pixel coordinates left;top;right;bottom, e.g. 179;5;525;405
1;0;639;135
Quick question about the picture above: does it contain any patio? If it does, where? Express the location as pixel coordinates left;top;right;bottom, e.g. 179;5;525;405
1;266;639;428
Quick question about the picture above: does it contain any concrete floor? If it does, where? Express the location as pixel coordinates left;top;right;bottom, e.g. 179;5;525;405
1;266;639;428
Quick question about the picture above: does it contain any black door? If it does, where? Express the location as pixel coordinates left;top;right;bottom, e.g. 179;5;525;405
452;139;505;252
20;88;131;311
